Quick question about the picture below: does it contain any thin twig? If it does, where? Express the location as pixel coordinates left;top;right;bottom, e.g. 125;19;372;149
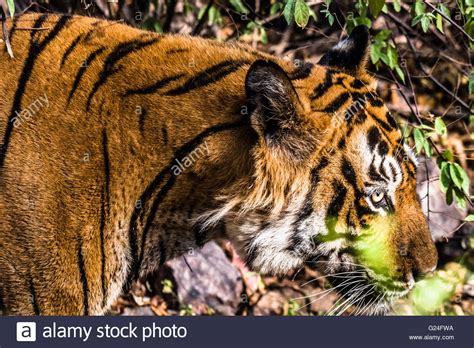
0;6;13;58
423;0;473;43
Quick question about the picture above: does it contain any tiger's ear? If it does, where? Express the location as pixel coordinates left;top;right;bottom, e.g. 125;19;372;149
245;60;314;159
319;25;370;76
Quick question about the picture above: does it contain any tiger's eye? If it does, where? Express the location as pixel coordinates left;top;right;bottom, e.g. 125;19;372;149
371;191;385;204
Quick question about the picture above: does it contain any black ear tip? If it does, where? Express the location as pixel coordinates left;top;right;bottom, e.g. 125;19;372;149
318;25;370;73
351;25;369;36
349;25;370;45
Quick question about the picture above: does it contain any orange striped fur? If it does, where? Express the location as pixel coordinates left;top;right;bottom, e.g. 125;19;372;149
0;14;436;315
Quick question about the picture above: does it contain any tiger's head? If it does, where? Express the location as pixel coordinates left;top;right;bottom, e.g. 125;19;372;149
206;26;437;314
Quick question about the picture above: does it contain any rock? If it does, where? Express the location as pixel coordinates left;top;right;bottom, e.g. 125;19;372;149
165;241;243;315
416;158;467;241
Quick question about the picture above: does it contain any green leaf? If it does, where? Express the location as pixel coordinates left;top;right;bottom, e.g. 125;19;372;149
368;0;385;18
283;0;296;24
322;0;334;26
294;0;310;28
370;45;382;64
230;0;250;14
395;65;405;83
386;44;398;69
436;13;444;33
453;187;467;209
413;128;425;154
434;117;447;136
308;7;317;21
470;115;474;127
7;0;15;18
260;27;268;44
392;0;401;12
465;215;474;222
422;138;432;158
438;4;451;19
421;15;431;32
270;2;283;16
197;6;207;20
183;0;194;15
208;6;220;25
439;162;451;193
445;186;453;205
442;149;454;161
374;29;391;41
449;163;468;193
327;12;335;26
455;163;470;193
413;1;425;16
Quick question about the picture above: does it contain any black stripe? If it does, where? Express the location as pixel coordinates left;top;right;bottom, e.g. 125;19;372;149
341;156;372;220
326;181;347;229
311;69;333;100
60;33;84;68
367;126;380;151
402;160;416;178
8;13;22;42
127;120;247;284
379;158;390;181
125;73;186;96
353;108;367;124
158;240;167;266
0;15;70;168
77;236;89;315
100;129;110;307
337;137;346;149
30;14;49;42
99;190;107;308
28;276;40;315
321;92;350;113
350;79;365;89
386;111;398;128
162;127;168;146
86;37;160;111
369;97;384;107
163;59;251;96
369;159;385;182
341;157;357;188
292;156;330;237
389;162;397;180
378;140;389;156
67;47;105;104
371;112;395;132
311;156;329;185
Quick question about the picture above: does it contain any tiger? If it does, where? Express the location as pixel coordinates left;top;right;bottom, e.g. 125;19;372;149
0;13;437;316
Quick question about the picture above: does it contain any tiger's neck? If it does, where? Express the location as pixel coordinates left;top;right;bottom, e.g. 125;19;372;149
116;80;256;279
